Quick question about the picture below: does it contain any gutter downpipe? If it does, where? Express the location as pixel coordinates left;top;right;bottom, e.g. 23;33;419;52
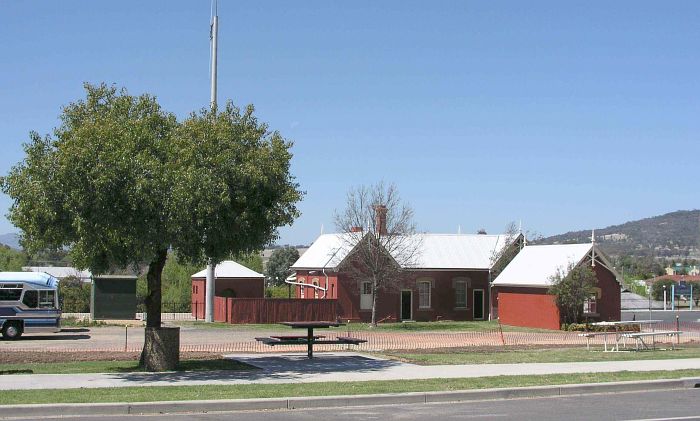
285;247;340;298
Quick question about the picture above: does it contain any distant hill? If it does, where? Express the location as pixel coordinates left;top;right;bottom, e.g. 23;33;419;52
536;210;700;259
0;233;20;250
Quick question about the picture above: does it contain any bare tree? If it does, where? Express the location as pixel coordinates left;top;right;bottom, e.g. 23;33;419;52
489;222;522;280
334;182;421;326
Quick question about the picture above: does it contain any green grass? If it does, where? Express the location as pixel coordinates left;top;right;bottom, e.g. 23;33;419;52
0;369;698;405
0;359;255;375
173;320;552;333
381;347;700;365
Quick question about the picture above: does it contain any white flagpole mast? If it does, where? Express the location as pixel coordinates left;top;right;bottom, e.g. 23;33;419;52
205;0;219;323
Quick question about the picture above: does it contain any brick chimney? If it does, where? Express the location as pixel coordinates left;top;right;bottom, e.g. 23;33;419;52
350;226;363;233
374;204;388;235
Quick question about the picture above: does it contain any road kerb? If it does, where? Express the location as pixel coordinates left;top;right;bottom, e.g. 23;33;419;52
0;378;698;419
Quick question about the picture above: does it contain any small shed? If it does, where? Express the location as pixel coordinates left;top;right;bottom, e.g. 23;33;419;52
191;261;265;318
492;243;621;330
90;275;138;320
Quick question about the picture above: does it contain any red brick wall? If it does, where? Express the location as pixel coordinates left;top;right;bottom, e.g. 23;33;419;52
494;286;561;330
592;264;621;322
493;264;621;330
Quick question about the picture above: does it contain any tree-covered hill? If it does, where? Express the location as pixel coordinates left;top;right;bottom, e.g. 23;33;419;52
536;210;700;259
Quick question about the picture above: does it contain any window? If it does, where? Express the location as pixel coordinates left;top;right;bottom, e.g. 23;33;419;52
39;290;56;308
360;281;373;310
0;287;23;301
22;290;38;308
455;281;467;308
300;285;305;298
583;296;597;314
418;281;431;309
312;278;319;299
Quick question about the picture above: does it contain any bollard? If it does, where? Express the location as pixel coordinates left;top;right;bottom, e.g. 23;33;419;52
124;325;128;352
676;315;680;345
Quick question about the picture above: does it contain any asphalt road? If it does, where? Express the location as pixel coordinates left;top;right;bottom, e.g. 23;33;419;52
16;389;700;421
622;310;700;323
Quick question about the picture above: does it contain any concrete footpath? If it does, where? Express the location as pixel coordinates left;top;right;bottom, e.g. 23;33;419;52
1;353;700;390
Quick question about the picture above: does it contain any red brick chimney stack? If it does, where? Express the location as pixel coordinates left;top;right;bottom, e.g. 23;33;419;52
350;226;363;233
374;204;388;235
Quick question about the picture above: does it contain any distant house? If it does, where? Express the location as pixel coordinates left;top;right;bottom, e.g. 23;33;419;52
492;243;621;330
290;217;522;323
191;261;265;308
665;264;699;276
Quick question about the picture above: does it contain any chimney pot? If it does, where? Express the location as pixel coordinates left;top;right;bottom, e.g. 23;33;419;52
374;204;388;235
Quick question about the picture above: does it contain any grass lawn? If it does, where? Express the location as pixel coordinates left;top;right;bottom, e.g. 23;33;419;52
172;320;551;333
0;359;255;375
381;346;700;365
0;369;698;405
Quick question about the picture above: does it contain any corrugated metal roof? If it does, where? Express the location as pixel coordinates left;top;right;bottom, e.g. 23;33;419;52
291;233;515;270
290;233;353;270
191;260;264;279
492;243;593;287
22;266;92;280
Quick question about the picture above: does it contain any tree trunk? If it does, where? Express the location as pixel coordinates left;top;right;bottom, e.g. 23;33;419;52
370;281;378;327
139;248;179;371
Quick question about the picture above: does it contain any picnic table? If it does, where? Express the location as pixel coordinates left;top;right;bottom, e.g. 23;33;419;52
255;321;367;359
579;320;664;352
621;331;683;351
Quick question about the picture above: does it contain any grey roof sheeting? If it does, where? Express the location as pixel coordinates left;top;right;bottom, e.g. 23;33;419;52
291;233;515;271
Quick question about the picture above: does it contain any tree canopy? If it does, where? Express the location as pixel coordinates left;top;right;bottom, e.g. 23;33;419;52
1;83;303;369
266;246;300;286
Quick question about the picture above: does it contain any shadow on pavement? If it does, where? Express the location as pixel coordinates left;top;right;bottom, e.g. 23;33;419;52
16;334;91;341
59;328;90;333
116;354;407;384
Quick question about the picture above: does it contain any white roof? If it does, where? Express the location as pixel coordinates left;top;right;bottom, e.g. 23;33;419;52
492;243;594;287
0;271;60;287
291;233;515;271
191;260;264;279
22;266;92;280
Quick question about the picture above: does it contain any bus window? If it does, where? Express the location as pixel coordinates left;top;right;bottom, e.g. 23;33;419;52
22;290;38;308
0;287;22;301
39;290;56;308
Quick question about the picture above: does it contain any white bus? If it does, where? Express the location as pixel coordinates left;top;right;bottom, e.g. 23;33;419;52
0;272;61;340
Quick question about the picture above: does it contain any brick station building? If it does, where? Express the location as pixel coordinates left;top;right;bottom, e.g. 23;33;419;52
290;215;522;323
491;243;621;330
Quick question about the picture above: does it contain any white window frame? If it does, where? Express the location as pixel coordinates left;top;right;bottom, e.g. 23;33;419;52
417;280;431;309
360;281;373;310
454;280;468;309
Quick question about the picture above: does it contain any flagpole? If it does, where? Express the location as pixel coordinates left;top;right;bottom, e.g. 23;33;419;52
205;0;219;323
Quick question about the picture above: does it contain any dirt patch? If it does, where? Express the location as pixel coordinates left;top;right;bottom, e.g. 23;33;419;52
0;351;222;365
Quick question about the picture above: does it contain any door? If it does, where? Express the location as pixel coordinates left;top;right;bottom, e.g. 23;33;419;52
400;290;412;321
473;289;485;320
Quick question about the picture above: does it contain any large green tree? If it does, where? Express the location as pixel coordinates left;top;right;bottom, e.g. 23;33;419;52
0;245;28;271
266;247;300;286
1;84;302;370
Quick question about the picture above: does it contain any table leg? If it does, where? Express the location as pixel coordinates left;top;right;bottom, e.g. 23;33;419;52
307;327;313;359
604;334;608;352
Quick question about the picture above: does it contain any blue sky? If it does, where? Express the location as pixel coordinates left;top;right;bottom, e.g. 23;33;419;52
1;1;698;246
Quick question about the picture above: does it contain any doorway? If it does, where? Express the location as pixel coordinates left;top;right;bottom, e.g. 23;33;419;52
400;290;413;321
473;289;485;320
